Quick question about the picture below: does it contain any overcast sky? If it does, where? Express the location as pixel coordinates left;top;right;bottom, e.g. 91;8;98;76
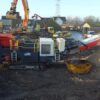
0;0;100;19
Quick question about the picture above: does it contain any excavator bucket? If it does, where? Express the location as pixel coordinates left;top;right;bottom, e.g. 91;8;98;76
6;11;19;19
66;59;92;74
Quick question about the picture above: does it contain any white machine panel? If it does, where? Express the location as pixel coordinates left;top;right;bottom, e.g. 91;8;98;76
40;38;54;56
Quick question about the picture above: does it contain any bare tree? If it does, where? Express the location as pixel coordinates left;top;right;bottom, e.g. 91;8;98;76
72;17;83;26
66;16;82;26
84;16;97;26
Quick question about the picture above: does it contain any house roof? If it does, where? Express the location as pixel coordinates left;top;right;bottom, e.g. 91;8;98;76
83;23;91;28
53;17;66;22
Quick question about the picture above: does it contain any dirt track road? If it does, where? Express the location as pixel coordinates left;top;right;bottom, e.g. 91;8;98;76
0;65;100;100
0;46;100;100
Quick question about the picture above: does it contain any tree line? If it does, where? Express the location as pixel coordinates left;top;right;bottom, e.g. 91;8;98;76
66;16;100;27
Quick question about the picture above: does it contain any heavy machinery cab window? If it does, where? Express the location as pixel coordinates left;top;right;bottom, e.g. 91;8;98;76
41;44;51;54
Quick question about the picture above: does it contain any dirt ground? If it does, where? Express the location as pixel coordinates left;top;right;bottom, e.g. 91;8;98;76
0;46;100;100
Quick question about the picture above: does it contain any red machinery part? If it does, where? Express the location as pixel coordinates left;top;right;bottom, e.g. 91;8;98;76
0;34;15;47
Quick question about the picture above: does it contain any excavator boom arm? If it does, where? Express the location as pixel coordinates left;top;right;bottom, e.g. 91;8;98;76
13;0;18;5
6;0;29;30
10;0;18;11
6;0;18;19
22;0;29;29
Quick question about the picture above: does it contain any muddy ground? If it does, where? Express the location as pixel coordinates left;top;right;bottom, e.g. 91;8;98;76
0;46;100;100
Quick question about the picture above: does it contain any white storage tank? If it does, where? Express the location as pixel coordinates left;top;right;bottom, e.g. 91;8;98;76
56;38;65;52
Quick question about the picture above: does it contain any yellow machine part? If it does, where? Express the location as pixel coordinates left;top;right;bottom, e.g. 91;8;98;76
0;64;4;70
48;27;54;34
66;60;92;74
10;39;19;49
0;63;9;71
6;12;17;19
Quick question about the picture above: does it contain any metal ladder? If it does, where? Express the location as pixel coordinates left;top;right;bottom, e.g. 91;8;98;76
55;49;60;62
11;50;17;62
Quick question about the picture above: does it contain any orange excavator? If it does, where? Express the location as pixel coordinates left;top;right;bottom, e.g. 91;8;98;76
6;0;29;30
